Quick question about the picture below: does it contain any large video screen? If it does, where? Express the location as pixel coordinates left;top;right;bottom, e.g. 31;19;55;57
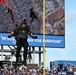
0;0;65;47
0;0;65;35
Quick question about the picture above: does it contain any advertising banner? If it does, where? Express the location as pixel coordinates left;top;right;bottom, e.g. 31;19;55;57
0;33;64;48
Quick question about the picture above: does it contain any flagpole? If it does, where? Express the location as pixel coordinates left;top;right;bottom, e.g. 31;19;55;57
43;0;46;75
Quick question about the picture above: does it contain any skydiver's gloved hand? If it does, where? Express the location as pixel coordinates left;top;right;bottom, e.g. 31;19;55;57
32;36;38;39
8;35;12;38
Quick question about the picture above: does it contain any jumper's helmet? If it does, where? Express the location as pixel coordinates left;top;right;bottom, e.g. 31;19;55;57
21;19;27;25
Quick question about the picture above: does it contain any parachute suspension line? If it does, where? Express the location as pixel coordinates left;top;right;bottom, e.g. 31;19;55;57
43;0;46;75
6;0;8;7
31;0;38;12
4;0;9;12
6;0;9;12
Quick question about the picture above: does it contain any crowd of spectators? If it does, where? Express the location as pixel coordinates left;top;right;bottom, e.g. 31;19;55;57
52;64;76;75
0;64;52;75
0;0;41;34
0;63;76;75
0;0;65;35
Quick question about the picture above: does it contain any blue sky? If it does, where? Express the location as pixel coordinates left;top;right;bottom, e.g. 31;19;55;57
45;0;76;68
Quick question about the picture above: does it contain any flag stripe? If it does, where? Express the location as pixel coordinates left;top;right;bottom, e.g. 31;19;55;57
0;0;4;4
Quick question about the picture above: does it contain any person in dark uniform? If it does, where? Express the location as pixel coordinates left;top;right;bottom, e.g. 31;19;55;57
8;20;37;66
30;8;37;23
